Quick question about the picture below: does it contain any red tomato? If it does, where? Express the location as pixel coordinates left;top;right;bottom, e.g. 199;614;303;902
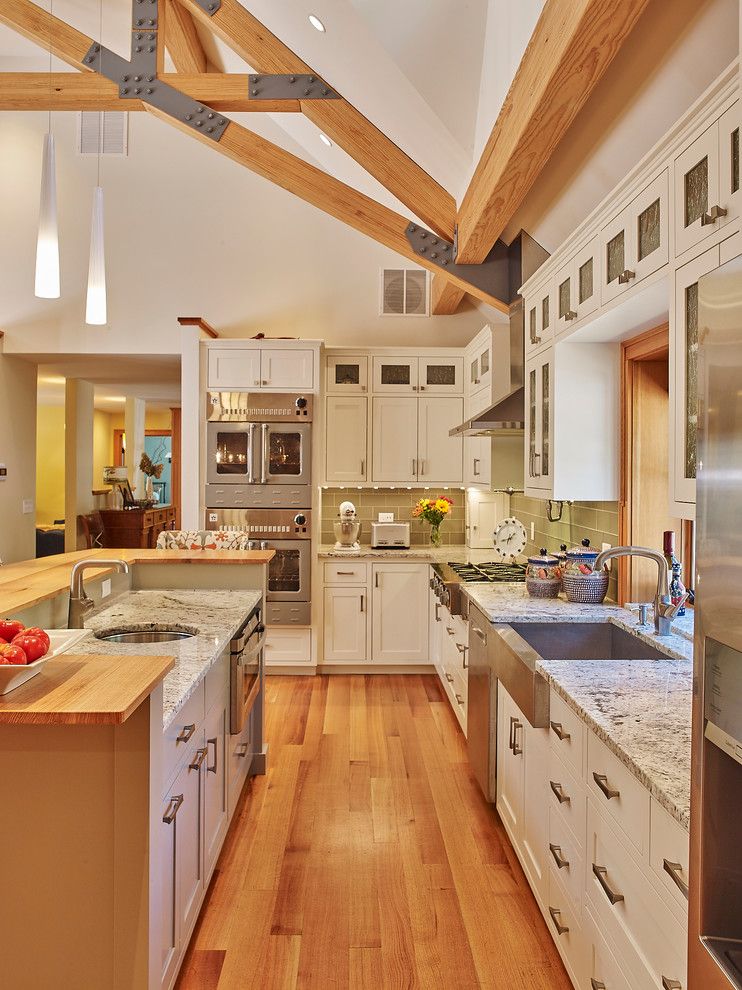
0;656;11;666
0;643;28;665
0;620;25;641
11;634;47;663
22;627;50;650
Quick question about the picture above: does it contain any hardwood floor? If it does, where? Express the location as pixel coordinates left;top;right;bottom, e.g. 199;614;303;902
176;675;571;989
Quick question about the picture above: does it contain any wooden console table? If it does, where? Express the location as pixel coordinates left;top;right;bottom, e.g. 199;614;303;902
99;505;177;549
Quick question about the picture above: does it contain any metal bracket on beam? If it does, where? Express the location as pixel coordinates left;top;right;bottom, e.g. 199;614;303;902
132;0;158;30
249;74;341;100
192;0;221;13
405;223;509;301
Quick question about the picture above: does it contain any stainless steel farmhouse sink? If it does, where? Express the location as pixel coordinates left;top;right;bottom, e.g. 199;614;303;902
493;621;672;728
95;629;196;644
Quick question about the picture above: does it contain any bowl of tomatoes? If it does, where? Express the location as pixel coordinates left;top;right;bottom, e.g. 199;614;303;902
0;620;55;696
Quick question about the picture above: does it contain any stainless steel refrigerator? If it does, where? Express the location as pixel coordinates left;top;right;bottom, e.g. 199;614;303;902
689;254;742;989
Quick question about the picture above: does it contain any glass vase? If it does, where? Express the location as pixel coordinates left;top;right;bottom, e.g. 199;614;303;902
429;523;442;548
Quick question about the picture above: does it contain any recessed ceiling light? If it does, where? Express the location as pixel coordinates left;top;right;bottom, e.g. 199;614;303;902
308;13;326;32
319;132;332;147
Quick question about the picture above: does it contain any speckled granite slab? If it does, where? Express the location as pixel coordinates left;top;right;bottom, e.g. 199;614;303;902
75;590;261;729
538;658;692;829
318;545;497;563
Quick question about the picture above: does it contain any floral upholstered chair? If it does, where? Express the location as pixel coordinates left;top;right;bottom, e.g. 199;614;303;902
156;529;252;550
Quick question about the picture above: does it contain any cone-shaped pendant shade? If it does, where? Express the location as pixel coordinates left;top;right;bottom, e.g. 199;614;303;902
34;132;60;299
85;185;107;325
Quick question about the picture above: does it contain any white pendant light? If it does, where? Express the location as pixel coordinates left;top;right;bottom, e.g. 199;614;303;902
34;131;60;298
85;184;107;325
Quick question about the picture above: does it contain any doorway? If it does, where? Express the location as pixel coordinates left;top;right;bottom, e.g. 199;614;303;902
619;325;691;604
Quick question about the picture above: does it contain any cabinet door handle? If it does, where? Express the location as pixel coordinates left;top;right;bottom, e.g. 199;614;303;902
360;459;365;475
473;627;487;643
446;626;455;636
375;571;380;589
563;310;577;321
591;981;606;990
549;843;570;870
189;747;208;771
360;593;364;613
533;451;541;476
162;793;184;824
592;863;624;905
550;720;571;741
512;719;523;756
548;906;569;936
549;780;570;804
434;602;441;621
420;385;426;391
456;643;468;668
455;693;464;706
207;737;218;774
617;268;635;284
661;979;682;990
701;204;727;225
236;742;249;758
508;716;516;751
592;771;620;800
177;723;196;743
663;859;689;898
336;570;356;575
445;672;454;683
473;458;480;476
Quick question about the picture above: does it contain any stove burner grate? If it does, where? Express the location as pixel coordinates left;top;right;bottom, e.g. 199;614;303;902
447;561;526;583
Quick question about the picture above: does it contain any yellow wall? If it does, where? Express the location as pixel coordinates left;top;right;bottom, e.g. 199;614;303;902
93;410;113;488
109;408;172;432
36;405;65;526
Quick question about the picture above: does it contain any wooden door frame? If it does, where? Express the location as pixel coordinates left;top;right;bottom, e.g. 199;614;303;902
619;323;669;604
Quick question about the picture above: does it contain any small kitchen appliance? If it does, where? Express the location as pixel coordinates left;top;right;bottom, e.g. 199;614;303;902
333;499;361;551
371;521;410;549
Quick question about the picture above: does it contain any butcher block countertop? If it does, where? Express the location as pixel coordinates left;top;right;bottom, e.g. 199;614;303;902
0;547;274;618
0;652;175;725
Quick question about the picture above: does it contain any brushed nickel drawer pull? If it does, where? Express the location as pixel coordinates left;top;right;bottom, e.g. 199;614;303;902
701;204;727;225
236;742;249;758
177;723;196;743
336;570;356;575
591;981;606;990
617;268;635;284
512;719;523;756
455;693;464;706
445;673;454;683
592;863;624;905
162;794;184;824
550;780;570;804
548;906;569;935
593;772;620;800
189;747;208;771
549;843;569;870
563;310;577;321
663;859;689;898
207;737;218;774
360;594;364;613
550;720;570;741
456;642;469;668
509;716;515;751
473;627;487;643
661;979;682;990
446;626;455;636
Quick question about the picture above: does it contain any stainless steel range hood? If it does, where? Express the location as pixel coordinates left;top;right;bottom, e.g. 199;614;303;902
450;231;549;438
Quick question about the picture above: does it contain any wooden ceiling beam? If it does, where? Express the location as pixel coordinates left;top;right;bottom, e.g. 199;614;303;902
0;72;300;112
177;316;219;338
455;0;652;264
431;275;467;316
177;0;456;240
163;0;208;74
0;0;94;71
146;103;507;313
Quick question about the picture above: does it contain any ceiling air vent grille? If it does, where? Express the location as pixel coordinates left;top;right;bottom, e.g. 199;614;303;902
380;268;429;316
77;111;129;156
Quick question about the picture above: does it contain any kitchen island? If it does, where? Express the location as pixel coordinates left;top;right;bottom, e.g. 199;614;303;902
0;549;272;990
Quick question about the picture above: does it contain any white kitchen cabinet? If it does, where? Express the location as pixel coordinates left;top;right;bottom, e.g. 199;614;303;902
159;790;180;988
326;353;369;393
526;279;556;358
419;356;464;394
552;236;601;333
525;349;553;493
372;355;419;393
418;396;463;484
371;563;429;663
674;104;739;259
373;355;462;394
463;434;491;487
671;244;720;511
203;702;228;882
371;396;418;482
260;348;314;390
497;687;526;838
465;325;494;395
323;585;368;662
207;345;315;391
429;583;443;674
325;395;368;483
207;347;261;390
264;627;312;667
601;170;669;306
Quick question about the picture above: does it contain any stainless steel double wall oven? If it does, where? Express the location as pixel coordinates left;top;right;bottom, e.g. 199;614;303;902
206;392;312;625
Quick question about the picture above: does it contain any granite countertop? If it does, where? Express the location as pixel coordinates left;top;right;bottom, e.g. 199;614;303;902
318;544;496;563
75;589;261;729
462;582;693;829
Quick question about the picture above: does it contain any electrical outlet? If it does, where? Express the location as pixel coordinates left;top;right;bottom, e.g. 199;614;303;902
530;521;535;540
22;498;33;514
601;542;612;552
0;463;6;481
378;512;394;522
101;579;112;599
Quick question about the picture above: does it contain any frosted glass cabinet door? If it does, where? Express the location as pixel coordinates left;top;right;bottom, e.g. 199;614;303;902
672;245;720;507
718;102;740;228
574;236;600;321
326;354;368;393
525;352;553;493
372;356;418;393
419;356;463;394
632;169;669;284
674;123;721;258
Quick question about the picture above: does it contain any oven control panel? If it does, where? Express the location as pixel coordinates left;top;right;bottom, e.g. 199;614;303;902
206;508;311;538
207;392;313;422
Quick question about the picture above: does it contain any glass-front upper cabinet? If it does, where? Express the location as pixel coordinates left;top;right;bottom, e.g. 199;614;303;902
419;356;463;394
372;356;418;393
326;354;368;393
601;170;669;305
372;356;462;394
674;104;739;259
672;244;720;509
525;281;556;356
525;351;553;493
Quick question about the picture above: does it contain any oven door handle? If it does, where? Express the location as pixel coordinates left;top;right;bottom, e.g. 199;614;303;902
238;626;267;665
260;424;269;484
247;423;256;484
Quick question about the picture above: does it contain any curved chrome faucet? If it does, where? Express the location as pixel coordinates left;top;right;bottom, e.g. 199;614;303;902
593;545;687;636
68;558;130;628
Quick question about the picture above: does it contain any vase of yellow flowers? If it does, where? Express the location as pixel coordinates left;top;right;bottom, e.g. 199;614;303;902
412;495;453;548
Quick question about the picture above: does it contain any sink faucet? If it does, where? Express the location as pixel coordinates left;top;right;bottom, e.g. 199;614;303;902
68;558;130;628
593;545;688;637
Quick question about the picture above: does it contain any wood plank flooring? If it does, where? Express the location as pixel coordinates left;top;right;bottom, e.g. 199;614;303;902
176;675;571;990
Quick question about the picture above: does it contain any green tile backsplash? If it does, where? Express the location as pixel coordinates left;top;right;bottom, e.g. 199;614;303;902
321;489;466;546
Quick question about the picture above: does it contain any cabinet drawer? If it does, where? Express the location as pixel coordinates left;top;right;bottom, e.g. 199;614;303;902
324;561;368;584
649;799;690;918
548;746;587;847
586;800;687;990
548;805;585;913
549;689;585;777
265;627;312;666
205;651;229;713
584;903;646;990
587;731;650;855
163;685;205;789
547;866;586;988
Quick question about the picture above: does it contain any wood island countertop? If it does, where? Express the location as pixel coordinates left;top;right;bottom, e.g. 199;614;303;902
0;652;175;725
0;547;274;618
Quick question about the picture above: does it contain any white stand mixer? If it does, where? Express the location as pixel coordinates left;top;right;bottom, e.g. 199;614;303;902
333;500;361;552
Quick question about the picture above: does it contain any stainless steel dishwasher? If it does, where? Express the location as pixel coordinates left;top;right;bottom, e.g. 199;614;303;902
467;601;497;802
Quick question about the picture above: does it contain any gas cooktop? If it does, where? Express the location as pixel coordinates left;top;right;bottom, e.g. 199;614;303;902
447;561;526;583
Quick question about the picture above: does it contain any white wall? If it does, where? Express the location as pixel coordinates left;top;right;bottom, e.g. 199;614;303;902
0;348;37;564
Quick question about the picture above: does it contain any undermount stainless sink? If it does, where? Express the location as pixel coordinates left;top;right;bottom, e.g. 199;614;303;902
509;622;670;662
95;629;196;644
